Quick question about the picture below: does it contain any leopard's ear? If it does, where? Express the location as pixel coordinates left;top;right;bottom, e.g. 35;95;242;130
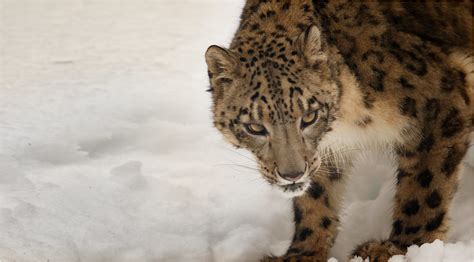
205;45;240;99
295;25;327;66
205;45;239;86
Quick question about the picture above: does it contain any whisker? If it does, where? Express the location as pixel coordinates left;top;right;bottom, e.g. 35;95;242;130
214;163;259;171
319;147;364;161
221;147;257;163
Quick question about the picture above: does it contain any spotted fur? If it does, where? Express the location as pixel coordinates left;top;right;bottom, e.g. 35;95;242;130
205;1;473;261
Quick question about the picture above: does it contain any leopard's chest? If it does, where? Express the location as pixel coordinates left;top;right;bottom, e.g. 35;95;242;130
318;67;417;155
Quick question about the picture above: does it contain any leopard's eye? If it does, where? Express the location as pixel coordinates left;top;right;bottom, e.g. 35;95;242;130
244;123;267;136
301;112;318;129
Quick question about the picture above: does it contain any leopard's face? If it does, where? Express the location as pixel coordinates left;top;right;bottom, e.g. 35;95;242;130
205;26;340;197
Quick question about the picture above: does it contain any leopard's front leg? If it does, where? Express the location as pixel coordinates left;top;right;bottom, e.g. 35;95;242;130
262;173;344;262
353;103;471;261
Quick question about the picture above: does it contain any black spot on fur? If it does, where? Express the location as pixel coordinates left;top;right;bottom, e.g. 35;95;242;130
424;99;441;122
324;196;330;208
362;50;385;63
302;4;310;12
298;227;313;241
425;212;445;231
417;169;433;188
363;93;375;108
218;78;233;85
412;238;423;247
297;23;306;31
399;77;415;89
293;86;303;95
417;134;434;153
276;24;286;32
255;82;262;90
441;72;455;92
312;0;329;11
391;240;401;247
287;247;301;254
388;43;427;76
393;220;403;235
403;200;420;216
404;225;421;235
441;108;463;137
459;87;470;105
250;23;260;31
308;181;325;199
320;216;331;228
396;147;416;158
426;190;442;208
396;169;411;185
293;202;303;224
369;66;386;92
250;92;260;101
399;96;417;117
441;146;465;176
301;251;316;256
356;116;372;127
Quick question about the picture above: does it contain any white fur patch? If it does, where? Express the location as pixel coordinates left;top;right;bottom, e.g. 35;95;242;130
319;115;408;165
318;67;414;162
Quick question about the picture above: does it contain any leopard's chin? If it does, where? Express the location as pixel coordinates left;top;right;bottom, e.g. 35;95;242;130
275;181;310;198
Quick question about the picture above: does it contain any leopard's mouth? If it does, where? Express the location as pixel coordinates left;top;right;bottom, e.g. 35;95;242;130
277;181;310;197
279;182;305;191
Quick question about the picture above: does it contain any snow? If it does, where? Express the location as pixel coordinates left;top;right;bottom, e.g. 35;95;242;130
0;0;473;261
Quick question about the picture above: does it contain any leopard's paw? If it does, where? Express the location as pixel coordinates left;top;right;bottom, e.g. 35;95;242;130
261;256;293;262
351;240;404;262
261;257;289;262
261;253;324;262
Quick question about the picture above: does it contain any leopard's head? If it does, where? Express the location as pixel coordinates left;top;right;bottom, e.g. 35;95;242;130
205;25;341;197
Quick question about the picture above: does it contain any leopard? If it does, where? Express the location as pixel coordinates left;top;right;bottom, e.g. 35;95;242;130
204;1;473;261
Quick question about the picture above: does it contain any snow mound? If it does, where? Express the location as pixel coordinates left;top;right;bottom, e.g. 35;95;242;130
346;240;474;262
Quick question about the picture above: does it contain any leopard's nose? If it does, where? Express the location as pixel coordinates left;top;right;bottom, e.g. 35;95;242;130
280;172;304;182
277;170;304;182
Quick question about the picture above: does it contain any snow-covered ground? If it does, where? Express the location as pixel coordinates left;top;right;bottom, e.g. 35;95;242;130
0;0;473;261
